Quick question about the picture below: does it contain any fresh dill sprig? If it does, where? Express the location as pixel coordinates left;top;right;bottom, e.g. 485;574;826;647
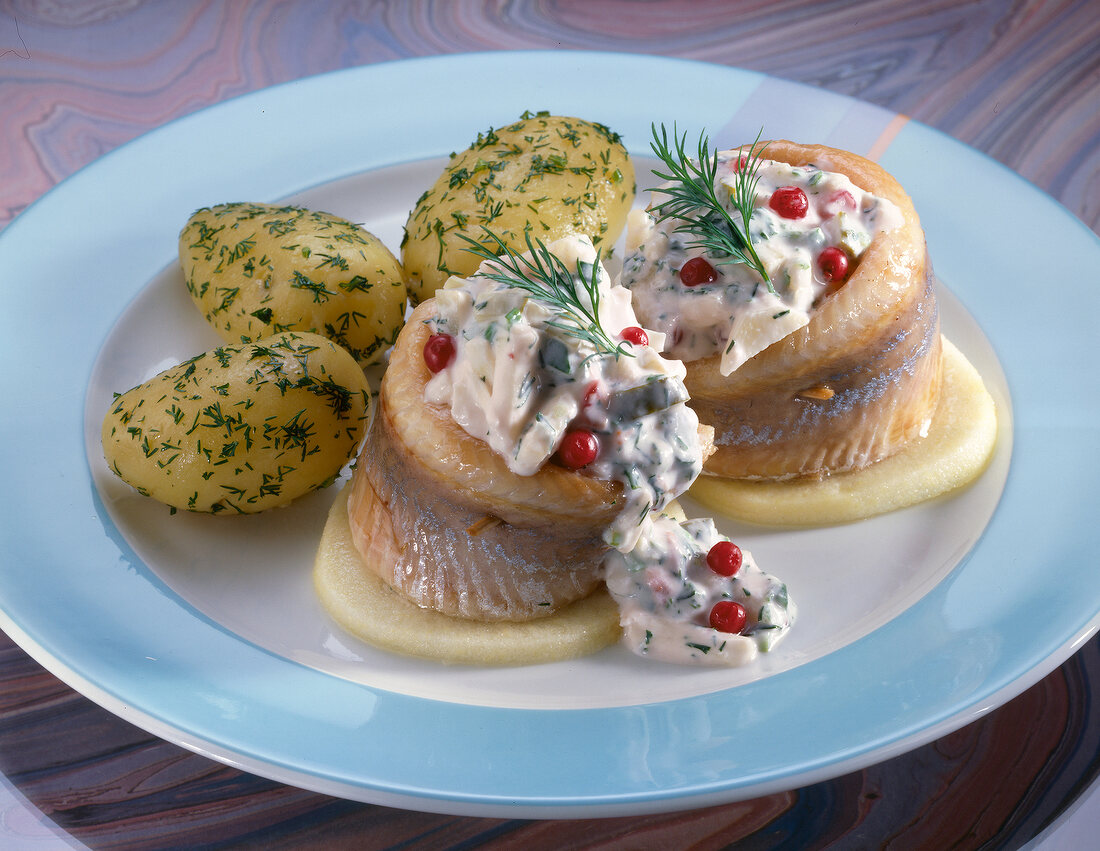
459;230;631;358
648;124;773;292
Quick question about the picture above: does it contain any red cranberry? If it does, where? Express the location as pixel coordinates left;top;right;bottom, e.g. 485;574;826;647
818;246;850;283
706;540;743;577
620;326;648;346
423;333;455;373
769;186;808;219
709;600;748;634
557;429;599;469
679;256;719;286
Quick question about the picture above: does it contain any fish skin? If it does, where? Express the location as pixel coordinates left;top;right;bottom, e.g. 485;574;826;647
346;303;619;622
685;141;942;480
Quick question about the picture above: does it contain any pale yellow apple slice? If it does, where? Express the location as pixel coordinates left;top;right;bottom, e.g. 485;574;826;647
314;486;623;665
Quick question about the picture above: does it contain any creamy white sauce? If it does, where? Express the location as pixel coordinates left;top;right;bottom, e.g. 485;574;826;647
622;154;903;374
604;514;794;665
424;234;795;665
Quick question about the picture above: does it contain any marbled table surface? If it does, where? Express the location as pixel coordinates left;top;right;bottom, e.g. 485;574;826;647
2;1;1098;848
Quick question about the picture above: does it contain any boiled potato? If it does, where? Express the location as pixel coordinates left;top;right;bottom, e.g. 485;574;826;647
402;111;635;303
102;331;371;514
180;202;406;366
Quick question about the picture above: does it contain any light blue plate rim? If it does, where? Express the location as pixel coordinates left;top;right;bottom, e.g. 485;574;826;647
1;50;1097;817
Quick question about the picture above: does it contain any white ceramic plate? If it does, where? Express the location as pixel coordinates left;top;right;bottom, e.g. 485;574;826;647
1;52;1097;818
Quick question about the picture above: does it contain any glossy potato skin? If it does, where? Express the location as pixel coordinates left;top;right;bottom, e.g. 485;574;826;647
101;331;371;514
180;202;407;366
401;112;635;304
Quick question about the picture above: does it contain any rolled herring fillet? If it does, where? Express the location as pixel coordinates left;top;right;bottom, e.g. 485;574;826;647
347;302;622;622
642;140;942;480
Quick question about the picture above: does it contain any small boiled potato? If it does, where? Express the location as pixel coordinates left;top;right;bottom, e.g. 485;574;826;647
402;111;635;304
102;331;371;514
180;202;406;366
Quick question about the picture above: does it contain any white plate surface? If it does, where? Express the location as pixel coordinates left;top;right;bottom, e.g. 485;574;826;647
1;52;1097;817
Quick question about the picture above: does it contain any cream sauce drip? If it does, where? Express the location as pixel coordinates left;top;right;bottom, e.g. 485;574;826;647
604;514;795;665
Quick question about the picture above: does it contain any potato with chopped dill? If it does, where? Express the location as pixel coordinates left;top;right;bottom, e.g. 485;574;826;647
401;111;635;304
180;202;406;366
101;331;371;514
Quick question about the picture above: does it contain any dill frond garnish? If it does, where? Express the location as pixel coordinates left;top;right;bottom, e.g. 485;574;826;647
648;124;773;292
460;230;631;358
